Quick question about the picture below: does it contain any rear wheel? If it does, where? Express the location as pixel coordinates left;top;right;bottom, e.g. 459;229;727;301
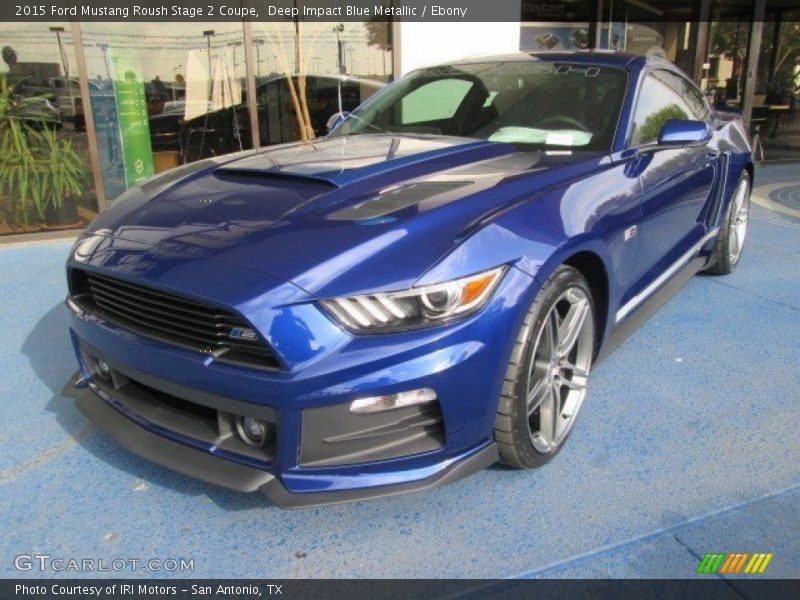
706;173;750;275
494;266;595;468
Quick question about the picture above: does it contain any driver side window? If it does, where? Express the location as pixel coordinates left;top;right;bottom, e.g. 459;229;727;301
629;71;693;147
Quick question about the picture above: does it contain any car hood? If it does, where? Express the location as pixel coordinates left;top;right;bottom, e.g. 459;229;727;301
82;135;605;297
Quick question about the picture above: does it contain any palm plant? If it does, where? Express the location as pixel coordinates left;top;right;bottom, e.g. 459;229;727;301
0;75;88;227
37;126;87;222
0;76;42;226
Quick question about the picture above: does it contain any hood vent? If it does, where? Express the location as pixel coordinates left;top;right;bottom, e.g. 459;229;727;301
328;180;473;221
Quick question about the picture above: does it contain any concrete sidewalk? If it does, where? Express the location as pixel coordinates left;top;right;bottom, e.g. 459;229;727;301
0;165;798;580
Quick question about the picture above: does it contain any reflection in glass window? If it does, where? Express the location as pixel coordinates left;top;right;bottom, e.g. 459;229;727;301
250;21;391;144
0;22;97;235
629;72;692;146
80;22;252;201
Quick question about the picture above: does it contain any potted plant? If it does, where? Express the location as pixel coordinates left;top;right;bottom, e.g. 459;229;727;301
38;126;88;228
0;76;43;228
0;75;88;229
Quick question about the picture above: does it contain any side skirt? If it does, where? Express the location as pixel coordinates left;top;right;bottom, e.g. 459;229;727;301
596;254;708;364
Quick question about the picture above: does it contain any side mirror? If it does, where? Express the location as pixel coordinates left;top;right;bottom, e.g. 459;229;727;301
658;119;711;146
326;111;350;133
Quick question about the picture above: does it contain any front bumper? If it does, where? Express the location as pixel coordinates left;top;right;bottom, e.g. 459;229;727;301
66;265;534;506
74;381;498;508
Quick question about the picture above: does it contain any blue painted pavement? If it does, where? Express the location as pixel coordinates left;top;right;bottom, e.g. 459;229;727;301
1;166;798;580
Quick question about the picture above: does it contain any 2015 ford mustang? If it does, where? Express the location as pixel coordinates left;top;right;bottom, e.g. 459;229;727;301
65;52;753;507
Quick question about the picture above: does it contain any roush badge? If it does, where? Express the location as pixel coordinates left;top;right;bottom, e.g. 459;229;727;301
229;327;258;341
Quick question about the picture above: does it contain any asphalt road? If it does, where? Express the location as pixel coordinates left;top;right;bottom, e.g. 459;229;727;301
1;166;798;580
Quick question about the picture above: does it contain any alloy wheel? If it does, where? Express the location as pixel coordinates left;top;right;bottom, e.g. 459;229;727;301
526;287;594;454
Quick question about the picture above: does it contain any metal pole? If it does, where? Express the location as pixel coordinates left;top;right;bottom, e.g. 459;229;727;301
692;0;711;85
70;21;107;211
198;30;215;160
333;24;344;113
242;19;261;150
293;0;300;74
50;27;69;79
594;0;604;49
99;43;111;80
742;0;766;128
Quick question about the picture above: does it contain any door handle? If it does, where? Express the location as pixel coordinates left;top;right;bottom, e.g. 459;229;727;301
707;149;720;158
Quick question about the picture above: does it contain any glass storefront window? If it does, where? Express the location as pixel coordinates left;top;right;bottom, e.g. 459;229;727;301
0;22;98;235
707;7;754;111
753;10;800;160
597;1;697;76
520;23;592;51
79;22;253;202
250;21;391;145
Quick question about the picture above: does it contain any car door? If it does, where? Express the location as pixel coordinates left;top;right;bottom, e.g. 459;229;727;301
627;69;719;288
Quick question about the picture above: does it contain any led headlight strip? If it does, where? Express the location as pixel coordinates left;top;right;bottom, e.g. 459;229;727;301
321;266;507;333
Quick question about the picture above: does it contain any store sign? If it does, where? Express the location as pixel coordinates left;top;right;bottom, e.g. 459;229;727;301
111;51;154;187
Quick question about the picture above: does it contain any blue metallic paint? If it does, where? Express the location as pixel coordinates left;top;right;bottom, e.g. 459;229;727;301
658;119;712;145
66;52;753;503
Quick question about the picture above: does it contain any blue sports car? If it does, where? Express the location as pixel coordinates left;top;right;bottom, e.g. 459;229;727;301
66;52;753;507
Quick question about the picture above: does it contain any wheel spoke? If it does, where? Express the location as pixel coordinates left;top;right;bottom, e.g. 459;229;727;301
561;377;586;392
728;179;749;264
526;377;548;415
556;298;589;356
545;309;558;355
549;382;562;439
537;381;558;444
561;360;589;378
730;227;740;259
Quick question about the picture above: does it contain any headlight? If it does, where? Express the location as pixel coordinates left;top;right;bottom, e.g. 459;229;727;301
321;266;507;333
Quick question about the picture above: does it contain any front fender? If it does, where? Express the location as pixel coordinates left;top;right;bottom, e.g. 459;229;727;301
416;186;619;350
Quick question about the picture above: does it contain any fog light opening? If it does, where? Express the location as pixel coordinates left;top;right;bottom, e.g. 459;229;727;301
350;388;437;414
96;359;112;379
236;416;269;448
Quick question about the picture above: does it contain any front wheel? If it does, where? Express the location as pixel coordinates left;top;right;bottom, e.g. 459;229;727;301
705;172;751;275
494;266;595;468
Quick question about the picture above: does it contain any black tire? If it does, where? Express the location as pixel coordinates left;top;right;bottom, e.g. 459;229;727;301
494;265;595;469
705;172;751;275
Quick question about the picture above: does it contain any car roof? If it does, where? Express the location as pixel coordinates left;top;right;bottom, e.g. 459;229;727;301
444;50;657;70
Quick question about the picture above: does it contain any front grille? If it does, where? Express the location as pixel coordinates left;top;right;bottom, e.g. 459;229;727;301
70;269;280;370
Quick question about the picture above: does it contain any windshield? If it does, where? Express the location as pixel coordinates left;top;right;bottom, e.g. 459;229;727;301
331;61;627;151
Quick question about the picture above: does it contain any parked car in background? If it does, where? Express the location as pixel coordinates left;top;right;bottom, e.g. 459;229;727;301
148;74;384;162
66;52;752;507
16;95;62;129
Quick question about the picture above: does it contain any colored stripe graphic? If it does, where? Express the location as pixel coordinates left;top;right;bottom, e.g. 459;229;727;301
697;553;773;574
696;554;726;574
744;553;774;574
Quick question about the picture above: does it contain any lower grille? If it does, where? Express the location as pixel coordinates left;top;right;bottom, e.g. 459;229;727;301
300;400;445;466
81;349;277;465
70;269;280;370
